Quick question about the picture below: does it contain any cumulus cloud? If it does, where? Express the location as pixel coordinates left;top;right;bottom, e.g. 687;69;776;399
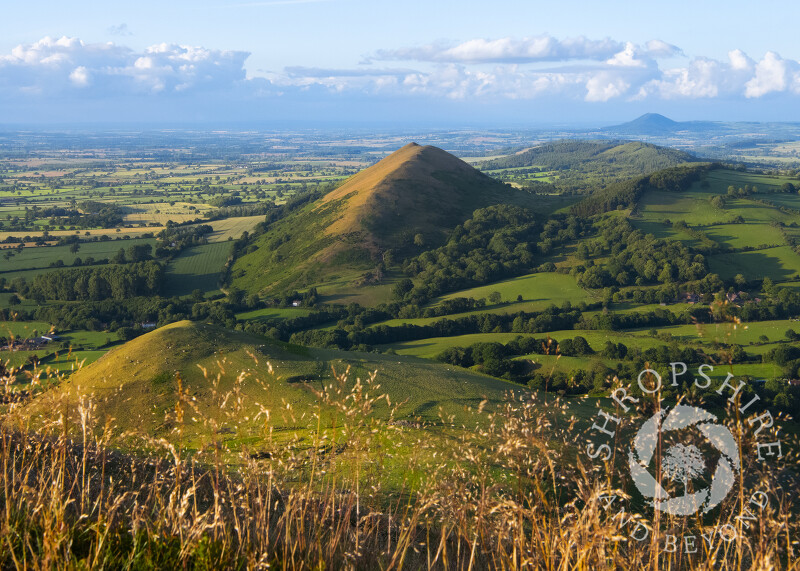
0;36;249;97
69;66;90;87
369;35;626;64
352;38;800;103
745;51;792;98
3;33;800;120
585;73;630;102
728;49;754;72
606;42;648;68
643;40;683;59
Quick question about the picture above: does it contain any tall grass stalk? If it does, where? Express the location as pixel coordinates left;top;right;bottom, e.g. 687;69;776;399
0;360;797;569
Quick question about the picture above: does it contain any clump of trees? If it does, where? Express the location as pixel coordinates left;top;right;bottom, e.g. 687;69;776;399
156;224;214;256
21;262;164;301
399;206;591;303
574;218;707;289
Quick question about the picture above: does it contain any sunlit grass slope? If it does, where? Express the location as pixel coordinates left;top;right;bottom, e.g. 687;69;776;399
231;143;538;295
23;320;522;442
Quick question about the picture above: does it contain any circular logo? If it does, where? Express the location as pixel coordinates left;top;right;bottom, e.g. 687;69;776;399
628;404;740;516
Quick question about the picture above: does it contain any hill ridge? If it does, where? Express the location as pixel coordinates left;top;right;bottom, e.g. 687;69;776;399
232;143;536;296
21;320;521;437
482;139;695;173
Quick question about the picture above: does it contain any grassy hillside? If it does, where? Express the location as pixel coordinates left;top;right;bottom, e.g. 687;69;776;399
482;139;695;175
231;143;539;296
22;320;522;445
630;168;800;283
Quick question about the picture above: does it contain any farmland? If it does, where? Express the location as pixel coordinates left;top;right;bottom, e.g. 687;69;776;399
163;242;232;297
629;168;800;285
1;140;799;409
2;130;800;569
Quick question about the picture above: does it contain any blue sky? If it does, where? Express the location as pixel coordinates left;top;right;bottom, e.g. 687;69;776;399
3;0;800;126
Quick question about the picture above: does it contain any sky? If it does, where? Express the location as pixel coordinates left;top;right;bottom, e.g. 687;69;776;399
3;0;800;127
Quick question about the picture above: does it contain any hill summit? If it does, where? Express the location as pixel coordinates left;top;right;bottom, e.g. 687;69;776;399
19;320;518;437
604;113;681;135
318;142;513;250
232;142;531;295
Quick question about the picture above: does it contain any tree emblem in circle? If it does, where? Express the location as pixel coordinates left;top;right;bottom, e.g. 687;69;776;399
628;404;740;516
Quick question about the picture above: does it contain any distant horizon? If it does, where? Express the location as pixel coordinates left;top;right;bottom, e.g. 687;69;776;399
2;113;800;133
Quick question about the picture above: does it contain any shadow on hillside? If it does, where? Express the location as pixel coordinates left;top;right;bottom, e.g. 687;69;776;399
709;250;798;281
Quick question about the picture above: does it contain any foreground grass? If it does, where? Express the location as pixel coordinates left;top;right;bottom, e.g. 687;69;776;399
1;359;798;569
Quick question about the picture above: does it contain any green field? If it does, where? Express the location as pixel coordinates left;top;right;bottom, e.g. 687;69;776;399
368;273;592;328
703;169;797;193
42;350;108;373
2;349;109;375
708;246;800;281
0;350;53;368
635;189;731;226
442;272;589;306
0;320;53;338
380;327;673;360
629;169;800;282
24;321;532;443
206;216;265;242
163;242;231;297
0;238;157;278
58;329;119;349
315;269;402;306
703;223;785;249
522;352;784;380
631;318;800;346
236;307;314;321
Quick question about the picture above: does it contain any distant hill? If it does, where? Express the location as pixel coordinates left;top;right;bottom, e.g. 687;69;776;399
231;143;537;295
603;113;721;136
482;139;696;178
21;320;518;439
605;113;680;135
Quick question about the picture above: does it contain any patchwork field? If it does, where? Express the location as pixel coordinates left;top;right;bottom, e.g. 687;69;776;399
0;238;158;278
123;202;213;224
708;246;800;281
626;168;800;285
438;272;590;306
205;215;265;242
163;242;232;297
236;307;314;322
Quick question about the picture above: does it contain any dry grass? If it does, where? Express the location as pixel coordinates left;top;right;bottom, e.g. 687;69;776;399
0;357;798;570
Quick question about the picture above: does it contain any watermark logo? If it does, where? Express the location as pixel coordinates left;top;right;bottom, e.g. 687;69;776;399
628;404;739;516
586;363;785;551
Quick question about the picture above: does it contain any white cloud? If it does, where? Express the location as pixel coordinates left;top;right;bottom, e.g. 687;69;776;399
728;49;753;71
606;42;647;68
69;66;89;87
585;73;630;102
639;58;722;99
0;36;249;97
3;33;800;117
370;35;626;64
644;40;683;58
745;51;789;98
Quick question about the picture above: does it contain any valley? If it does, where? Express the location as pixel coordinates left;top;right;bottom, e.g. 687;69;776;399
4;131;800;414
2;124;800;568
